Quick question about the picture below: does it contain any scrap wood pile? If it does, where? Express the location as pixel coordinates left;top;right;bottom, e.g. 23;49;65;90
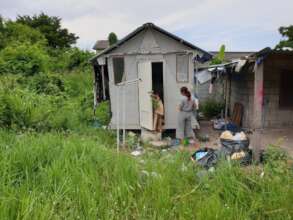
192;130;252;169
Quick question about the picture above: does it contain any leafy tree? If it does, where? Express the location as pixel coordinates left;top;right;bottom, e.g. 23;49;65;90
16;13;78;49
0;16;4;30
63;48;93;70
0;42;49;76
0;21;47;49
0;16;6;49
50;48;94;72
211;44;226;64
108;32;118;46
276;26;293;49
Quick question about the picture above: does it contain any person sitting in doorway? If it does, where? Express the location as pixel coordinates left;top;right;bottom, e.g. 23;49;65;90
151;92;164;133
176;87;195;142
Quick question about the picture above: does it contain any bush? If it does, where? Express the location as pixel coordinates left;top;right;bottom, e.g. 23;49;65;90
79;91;110;125
200;99;225;118
0;42;49;76
27;73;66;96
94;101;110;126
0;83;75;131
65;48;93;70
0;72;110;131
0;21;47;49
50;48;93;72
262;144;290;175
63;70;92;97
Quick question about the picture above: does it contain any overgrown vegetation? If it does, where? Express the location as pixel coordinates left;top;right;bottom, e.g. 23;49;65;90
108;32;118;46
16;12;79;49
210;44;226;64
200;98;225;119
276;25;293;49
0;131;292;219
0;14;109;132
0;13;292;219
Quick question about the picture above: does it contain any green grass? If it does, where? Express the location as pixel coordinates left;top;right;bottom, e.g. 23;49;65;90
0;130;292;220
1;20;292;219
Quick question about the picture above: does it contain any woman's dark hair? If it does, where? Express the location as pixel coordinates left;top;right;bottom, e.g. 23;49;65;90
180;87;191;101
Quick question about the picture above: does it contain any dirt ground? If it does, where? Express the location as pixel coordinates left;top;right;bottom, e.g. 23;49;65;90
254;128;293;156
153;121;293;157
195;121;293;157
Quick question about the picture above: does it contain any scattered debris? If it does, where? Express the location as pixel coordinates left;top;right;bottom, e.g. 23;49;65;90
191;130;253;169
231;151;246;160
220;131;247;141
260;171;265;178
230;150;252;166
131;150;143;156
213;118;226;130
196;133;210;142
170;139;180;146
149;140;168;149
131;146;144;156
191;148;219;169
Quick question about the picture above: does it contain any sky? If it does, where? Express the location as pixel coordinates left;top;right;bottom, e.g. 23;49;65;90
1;0;293;52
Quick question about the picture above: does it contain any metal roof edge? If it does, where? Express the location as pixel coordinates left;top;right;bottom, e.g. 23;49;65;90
90;22;212;63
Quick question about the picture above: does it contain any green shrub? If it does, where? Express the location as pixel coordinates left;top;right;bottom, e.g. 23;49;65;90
63;70;92;97
0;42;49;76
27;73;65;95
94;101;111;126
50;48;93;72
262;144;290;175
0;87;56;130
0;83;70;131
0;21;47;49
79;91;110;125
200;99;225;118
0;72;109;131
65;48;93;70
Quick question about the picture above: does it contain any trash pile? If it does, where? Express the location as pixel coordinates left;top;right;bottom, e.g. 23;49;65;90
191;130;252;169
220;131;252;166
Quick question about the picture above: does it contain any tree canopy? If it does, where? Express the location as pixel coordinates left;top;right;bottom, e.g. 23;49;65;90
108;32;118;46
16;13;78;49
0;14;93;76
0;16;5;49
276;25;293;49
211;44;226;64
1;21;47;49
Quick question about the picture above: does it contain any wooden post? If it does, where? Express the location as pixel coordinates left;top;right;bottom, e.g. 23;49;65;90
224;74;229;129
251;62;264;161
253;62;264;129
122;86;126;147
195;60;199;95
92;65;98;116
101;65;106;100
116;86;120;152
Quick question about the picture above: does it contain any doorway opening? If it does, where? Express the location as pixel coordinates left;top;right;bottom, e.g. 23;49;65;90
152;62;164;102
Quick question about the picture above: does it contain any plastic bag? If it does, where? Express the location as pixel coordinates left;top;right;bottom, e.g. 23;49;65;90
191;148;218;169
230;149;252;166
220;139;250;155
